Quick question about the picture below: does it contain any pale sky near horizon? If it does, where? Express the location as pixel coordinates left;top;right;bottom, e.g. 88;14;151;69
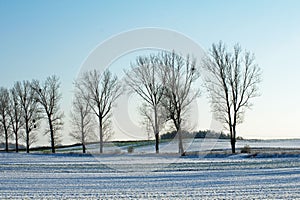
0;0;300;145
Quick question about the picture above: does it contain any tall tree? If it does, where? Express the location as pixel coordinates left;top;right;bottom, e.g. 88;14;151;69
15;81;40;153
32;75;64;153
125;55;165;153
9;87;24;152
76;69;122;153
0;87;11;152
160;51;200;156
203;41;261;153
69;90;95;153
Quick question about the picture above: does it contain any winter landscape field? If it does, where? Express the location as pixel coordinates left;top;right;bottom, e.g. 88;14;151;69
1;139;300;199
1;1;300;199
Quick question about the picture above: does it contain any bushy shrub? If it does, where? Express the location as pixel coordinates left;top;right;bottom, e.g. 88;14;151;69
241;145;251;153
114;149;121;154
127;146;134;153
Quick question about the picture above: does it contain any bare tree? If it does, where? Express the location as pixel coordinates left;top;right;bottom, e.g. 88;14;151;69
14;81;40;153
76;69;122;153
32;75;64;153
125;55;165;153
160;51;200;156
69;89;96;153
203;41;261;153
0;87;11;152
9;87;24;152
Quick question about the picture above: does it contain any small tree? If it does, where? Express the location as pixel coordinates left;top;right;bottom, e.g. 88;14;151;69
203;41;261;153
125;54;165;153
160;51;200;155
15;80;41;153
70;90;96;153
76;69;122;153
32;75;64;153
0;87;11;152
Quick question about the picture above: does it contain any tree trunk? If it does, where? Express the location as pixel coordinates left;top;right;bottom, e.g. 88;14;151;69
99;117;103;154
228;122;236;154
49;117;55;153
174;117;185;156
155;133;159;154
81;117;86;153
26;120;30;153
82;143;86;154
231;139;236;154
26;130;29;153
50;129;55;153
154;105;159;154
4;127;8;152
178;130;185;156
231;124;237;154
15;132;18;153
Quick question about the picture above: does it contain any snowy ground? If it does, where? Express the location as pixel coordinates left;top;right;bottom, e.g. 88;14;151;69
58;138;300;154
1;152;300;199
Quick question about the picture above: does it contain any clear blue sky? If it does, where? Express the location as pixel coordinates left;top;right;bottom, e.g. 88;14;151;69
1;0;300;144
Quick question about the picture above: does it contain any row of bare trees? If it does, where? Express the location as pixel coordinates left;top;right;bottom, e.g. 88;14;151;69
70;42;260;155
0;76;64;153
0;41;261;154
124;42;261;154
69;51;200;155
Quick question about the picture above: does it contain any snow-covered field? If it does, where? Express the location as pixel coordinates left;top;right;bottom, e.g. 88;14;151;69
73;138;300;154
1;152;300;199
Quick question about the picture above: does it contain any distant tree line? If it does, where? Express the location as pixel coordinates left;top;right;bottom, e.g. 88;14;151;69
161;130;244;140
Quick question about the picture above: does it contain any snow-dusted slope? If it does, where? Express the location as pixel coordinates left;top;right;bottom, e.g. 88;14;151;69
60;138;300;154
0;153;300;199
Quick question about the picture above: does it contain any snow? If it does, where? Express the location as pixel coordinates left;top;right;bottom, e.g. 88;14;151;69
82;138;300;154
0;152;300;199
